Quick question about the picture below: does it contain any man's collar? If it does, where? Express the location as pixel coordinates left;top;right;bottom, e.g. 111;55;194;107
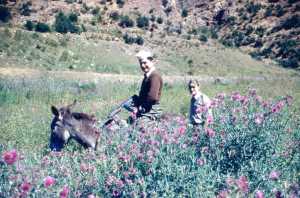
145;67;156;78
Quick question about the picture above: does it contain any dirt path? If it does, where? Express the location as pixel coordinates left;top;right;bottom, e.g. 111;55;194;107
0;66;274;84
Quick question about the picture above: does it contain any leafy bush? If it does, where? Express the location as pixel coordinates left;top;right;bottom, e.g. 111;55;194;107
0;5;11;22
116;0;125;8
199;35;208;42
181;9;188;18
54;12;80;34
246;2;261;15
119;15;134;28
275;4;285;17
24;20;34;31
280;15;300;30
110;11;120;21
264;6;273;17
162;0;168;7
19;1;31;16
156;17;163;24
91;6;100;15
135;36;144;45
136;16;149;29
35;22;51;33
123;33;144;45
68;12;78;23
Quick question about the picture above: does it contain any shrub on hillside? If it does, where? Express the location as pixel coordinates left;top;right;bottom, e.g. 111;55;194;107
118;15;134;28
116;0;125;8
264;6;273;17
136;16;149;29
35;22;51;33
135;36;144;45
279;58;298;68
156;17;163;24
199;35;208;42
123;33;144;45
275;4;285;17
54;12;80;34
162;0;168;7
181;9;188;18
246;2;261;15
91;6;100;15
165;7;172;16
109;11;120;21
0;5;11;22
19;1;31;16
68;12;78;23
24;20;34;31
0;0;7;5
280;15;300;30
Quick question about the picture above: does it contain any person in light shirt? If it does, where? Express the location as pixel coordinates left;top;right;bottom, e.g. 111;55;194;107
188;80;212;128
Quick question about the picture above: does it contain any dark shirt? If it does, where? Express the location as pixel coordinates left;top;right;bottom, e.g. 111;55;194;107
137;70;163;112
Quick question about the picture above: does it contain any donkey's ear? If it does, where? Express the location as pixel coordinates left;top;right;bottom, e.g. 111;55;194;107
67;99;77;110
51;106;59;116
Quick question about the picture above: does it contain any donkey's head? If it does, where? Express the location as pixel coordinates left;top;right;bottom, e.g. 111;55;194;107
50;100;100;151
50;100;77;151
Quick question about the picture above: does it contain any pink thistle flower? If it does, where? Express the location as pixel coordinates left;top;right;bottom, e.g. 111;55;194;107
255;95;263;104
206;115;214;125
20;182;31;192
236;176;249;193
249;88;257;97
196;158;205;166
201;146;209;153
217;190;228;198
255;190;265;198
178;126;186;135
255;114;264;125
231;92;242;101
216;92;226;100
59;186;70;198
43;176;55;188
88;195;96;198
2;149;18;165
269;170;280;180
226;177;235;187
205;128;215;138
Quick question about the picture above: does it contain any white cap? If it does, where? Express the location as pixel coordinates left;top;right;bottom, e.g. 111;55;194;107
135;50;153;61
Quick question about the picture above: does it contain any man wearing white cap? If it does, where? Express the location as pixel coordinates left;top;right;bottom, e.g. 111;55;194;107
124;50;163;122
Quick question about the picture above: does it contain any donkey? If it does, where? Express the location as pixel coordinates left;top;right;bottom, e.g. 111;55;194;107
50;100;100;151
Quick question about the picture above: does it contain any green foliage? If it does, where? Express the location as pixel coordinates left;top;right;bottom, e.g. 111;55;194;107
162;0;168;7
91;6;100;15
199;35;208;42
0;5;11;22
122;33;144;45
35;22;51;33
264;6;273;17
280;15;300;30
156;17;163;24
68;12;78;23
24;20;34;31
54;12;80;34
181;9;188;18
118;15;134;28
246;2;261;15
275;4;285;17
116;0;125;8
109;11;120;21
136;16;149;29
19;1;31;16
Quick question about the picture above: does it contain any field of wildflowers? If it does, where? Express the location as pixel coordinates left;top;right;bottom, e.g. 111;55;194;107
1;88;299;197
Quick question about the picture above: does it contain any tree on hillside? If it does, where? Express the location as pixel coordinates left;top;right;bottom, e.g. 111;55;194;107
54;12;79;34
0;5;11;22
136;16;149;29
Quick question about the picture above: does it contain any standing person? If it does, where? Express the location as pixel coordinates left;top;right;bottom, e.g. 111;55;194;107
124;50;163;122
188;80;212;129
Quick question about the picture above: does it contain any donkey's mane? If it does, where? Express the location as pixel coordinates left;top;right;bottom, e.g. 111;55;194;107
72;112;96;122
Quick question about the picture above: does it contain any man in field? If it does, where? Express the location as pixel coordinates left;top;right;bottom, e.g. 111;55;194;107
124;50;163;122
